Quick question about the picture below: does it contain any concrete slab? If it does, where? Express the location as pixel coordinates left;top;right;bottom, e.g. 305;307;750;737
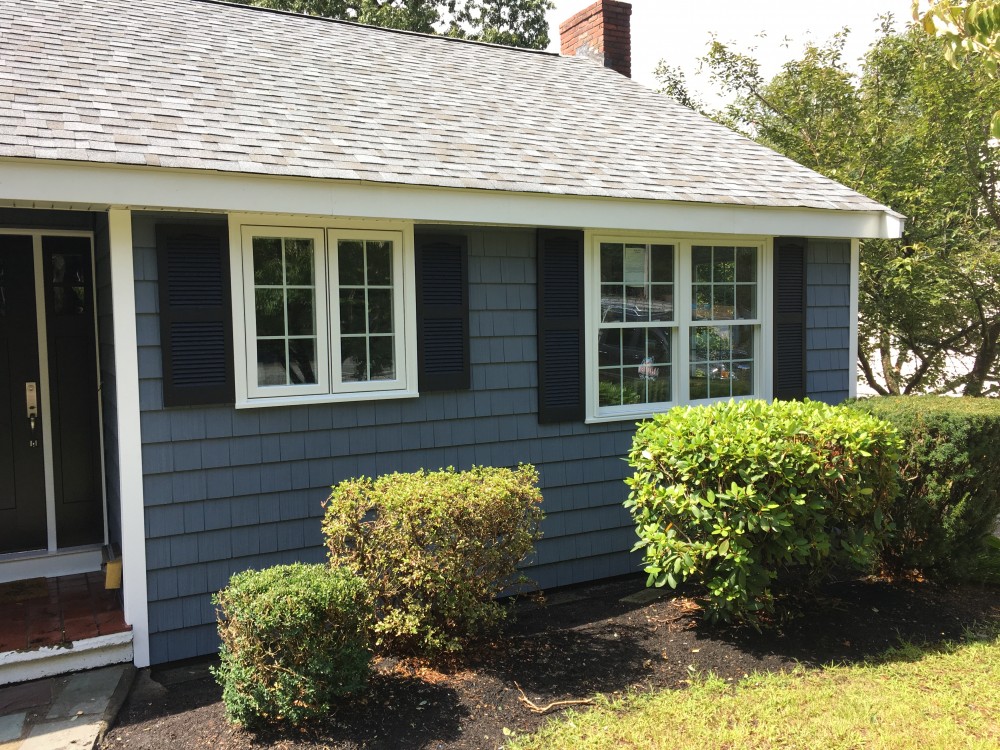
619;588;667;605
0;681;52;715
46;667;122;719
19;717;99;750
0;713;25;744
0;664;133;750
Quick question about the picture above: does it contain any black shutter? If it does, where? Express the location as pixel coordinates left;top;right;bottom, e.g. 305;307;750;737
415;234;470;391
156;224;234;407
773;237;807;400
537;228;585;423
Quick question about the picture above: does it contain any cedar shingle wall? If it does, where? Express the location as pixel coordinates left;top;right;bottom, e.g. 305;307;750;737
133;217;853;663
133;218;640;664
806;239;852;402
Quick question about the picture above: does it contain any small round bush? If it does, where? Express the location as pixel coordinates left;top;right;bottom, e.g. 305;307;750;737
625;399;901;625
212;563;370;728
323;465;544;655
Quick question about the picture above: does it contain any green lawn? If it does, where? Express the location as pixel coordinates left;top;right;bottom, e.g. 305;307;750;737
509;632;1000;750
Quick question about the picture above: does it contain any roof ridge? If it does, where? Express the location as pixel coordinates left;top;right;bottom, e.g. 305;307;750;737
194;0;559;56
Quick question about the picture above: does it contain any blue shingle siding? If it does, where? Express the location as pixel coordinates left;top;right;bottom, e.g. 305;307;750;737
135;220;855;663
805;239;852;404
134;218;644;663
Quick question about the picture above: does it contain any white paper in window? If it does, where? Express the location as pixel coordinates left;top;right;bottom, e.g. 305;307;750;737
623;246;646;284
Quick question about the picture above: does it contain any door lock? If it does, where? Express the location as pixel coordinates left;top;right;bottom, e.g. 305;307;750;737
25;382;38;433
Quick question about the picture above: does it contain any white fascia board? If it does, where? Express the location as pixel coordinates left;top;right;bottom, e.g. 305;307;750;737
0;158;903;240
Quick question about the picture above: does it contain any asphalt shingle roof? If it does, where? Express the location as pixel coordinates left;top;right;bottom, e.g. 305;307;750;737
0;0;893;214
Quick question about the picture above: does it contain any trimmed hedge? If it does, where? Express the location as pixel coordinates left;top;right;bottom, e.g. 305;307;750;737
212;564;370;728
849;396;1000;578
626;399;901;624
323;465;544;655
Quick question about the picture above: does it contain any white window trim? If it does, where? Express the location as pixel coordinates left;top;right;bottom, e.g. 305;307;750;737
585;231;774;423
229;214;418;408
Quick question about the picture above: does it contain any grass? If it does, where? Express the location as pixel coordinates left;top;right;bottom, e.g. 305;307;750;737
509;630;1000;750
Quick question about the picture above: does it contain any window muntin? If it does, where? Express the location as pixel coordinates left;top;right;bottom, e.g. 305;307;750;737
239;225;408;403
597;242;675;409
590;237;765;420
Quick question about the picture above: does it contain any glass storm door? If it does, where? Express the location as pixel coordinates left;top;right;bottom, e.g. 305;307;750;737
43;236;103;548
0;234;103;554
0;235;47;553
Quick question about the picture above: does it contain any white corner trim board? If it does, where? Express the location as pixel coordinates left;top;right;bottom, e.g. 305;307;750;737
0;159;905;240
849;238;860;399
107;208;150;668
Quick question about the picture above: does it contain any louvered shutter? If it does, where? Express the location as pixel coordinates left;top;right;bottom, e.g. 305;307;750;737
415;234;470;391
156;224;234;407
537;228;585;423
773;237;807;400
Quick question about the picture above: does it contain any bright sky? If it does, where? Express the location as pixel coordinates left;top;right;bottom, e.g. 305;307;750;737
546;0;913;106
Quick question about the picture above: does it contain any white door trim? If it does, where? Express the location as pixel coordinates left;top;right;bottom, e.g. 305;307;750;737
107;208;150;668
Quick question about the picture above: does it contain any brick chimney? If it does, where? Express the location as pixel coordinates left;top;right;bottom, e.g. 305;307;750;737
559;0;632;78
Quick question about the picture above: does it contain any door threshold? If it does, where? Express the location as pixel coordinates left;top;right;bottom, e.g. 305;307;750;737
0;545;103;584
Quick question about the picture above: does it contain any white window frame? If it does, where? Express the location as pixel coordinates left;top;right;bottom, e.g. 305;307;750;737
240;225;330;400
328;228;409;395
585;232;773;423
230;215;418;408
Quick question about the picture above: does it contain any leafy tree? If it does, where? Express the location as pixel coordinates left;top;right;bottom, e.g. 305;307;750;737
232;0;553;48
914;1;1000;134
659;20;1000;396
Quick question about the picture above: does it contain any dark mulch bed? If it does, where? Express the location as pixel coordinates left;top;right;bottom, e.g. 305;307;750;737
101;575;1000;750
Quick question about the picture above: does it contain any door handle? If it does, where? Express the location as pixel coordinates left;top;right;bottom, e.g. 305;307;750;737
25;381;38;431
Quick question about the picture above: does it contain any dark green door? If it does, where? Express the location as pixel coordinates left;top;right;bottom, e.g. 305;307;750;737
43;236;103;548
0;235;47;553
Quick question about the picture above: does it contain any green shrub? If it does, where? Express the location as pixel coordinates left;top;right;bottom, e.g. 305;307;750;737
212;563;370;728
625;399;901;625
323;465;544;655
849;396;1000;578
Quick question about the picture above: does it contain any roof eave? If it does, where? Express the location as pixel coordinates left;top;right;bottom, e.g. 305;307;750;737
0;157;902;239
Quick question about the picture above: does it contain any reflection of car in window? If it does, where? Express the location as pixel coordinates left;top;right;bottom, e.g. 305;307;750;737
598;299;671;378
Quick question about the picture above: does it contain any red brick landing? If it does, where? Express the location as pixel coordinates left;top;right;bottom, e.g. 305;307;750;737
0;572;129;651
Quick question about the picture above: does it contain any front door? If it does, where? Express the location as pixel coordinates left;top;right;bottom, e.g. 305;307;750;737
0;236;47;553
0;233;103;554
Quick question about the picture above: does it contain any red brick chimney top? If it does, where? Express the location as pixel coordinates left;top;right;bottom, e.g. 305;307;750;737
559;0;632;79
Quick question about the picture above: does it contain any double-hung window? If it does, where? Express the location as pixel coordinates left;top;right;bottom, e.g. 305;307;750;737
235;223;416;406
589;236;768;421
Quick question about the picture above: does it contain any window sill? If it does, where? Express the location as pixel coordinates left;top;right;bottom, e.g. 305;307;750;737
585;394;761;423
235;388;419;410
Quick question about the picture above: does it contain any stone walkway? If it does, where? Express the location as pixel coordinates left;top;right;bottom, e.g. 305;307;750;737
0;666;133;750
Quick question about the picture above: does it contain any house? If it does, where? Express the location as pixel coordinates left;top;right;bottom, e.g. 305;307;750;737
0;0;903;680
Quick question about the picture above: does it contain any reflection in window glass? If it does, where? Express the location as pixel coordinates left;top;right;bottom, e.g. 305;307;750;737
50;253;88;316
598;242;675;408
252;236;318;387
689;325;754;400
339;239;395;382
691;245;757;321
